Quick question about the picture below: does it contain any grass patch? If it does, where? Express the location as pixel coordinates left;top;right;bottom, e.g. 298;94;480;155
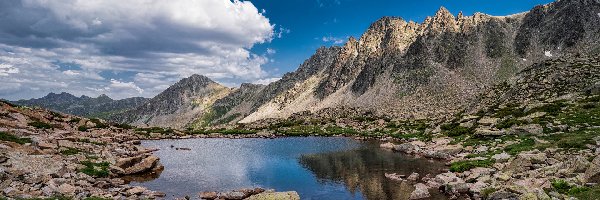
69;118;81;123
89;118;109;129
78;125;89;132
441;123;473;137
79;161;110;178
60;147;82;156
543;130;600;150
573;185;600;200
504;138;535;155
480;187;497;199
449;159;494;172
551;179;591;196
28;121;54;129
114;123;133;129
135;127;174;135
0;131;32;144
496;118;525;129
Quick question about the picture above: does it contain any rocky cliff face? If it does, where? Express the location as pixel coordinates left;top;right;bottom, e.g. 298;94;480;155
114;74;232;128
115;0;600;128
237;0;600;124
13;92;148;119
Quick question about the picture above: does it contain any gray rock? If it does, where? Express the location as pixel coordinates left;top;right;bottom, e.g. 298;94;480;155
409;183;430;200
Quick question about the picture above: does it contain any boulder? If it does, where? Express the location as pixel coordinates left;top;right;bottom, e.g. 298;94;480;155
409;183;430;200
478;117;500;126
492;152;511;163
407;173;420;182
474;128;505;137
393;143;416;153
510;124;544;135
126;186;146;195
245;191;300;200
221;191;245;200
488;191;519;200
115;155;161;175
380;142;395;149
57;183;76;195
584;162;600;183
199;191;218;199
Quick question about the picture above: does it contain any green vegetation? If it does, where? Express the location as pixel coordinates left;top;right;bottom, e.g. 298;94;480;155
449;159;494;172
69;118;81;123
89;118;109;128
572;185;600;200
60;147;83;156
480;187;497;199
551;179;592;196
496;118;525;129
15;195;72;200
79;161;110;178
28;121;54;129
543;130;600;150
114;123;133;129
135;127;174;135
0;131;32;144
441;123;473;137
504;138;535;155
78;125;89;132
83;197;112;200
78;138;107;146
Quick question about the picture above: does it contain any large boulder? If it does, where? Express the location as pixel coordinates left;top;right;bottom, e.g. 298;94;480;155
409;183;430;200
584;156;600;183
510;124;544;135
474;128;505;137
114;155;161;175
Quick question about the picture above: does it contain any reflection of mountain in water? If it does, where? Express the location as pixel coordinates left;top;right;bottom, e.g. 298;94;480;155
299;145;447;200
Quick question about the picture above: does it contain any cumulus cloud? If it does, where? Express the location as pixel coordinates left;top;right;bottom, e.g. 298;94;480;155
253;77;281;85
0;0;277;100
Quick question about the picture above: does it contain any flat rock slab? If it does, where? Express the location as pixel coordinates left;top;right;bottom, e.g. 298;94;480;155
246;191;300;200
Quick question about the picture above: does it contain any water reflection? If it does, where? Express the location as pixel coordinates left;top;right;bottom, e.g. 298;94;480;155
131;138;446;200
299;143;447;200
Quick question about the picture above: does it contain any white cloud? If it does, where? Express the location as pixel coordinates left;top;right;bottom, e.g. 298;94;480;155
253;77;281;85
266;48;276;55
109;79;144;94
0;0;278;100
0;63;19;76
322;36;346;44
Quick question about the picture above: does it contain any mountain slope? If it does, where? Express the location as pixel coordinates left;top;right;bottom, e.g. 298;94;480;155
114;74;232;128
13;92;148;119
113;0;600;128
234;0;600;123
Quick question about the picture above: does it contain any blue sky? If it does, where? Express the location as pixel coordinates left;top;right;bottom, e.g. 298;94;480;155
0;0;554;100
252;0;554;75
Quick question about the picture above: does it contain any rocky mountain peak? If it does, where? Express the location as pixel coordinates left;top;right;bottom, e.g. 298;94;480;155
426;6;459;33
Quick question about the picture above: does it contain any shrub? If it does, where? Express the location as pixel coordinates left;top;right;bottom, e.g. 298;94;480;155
552;179;571;194
0;131;32;144
504;138;535;155
69;118;81;123
450;159;494;172
496;118;525;129
79;161;110;178
78;126;89;132
60;147;82;156
114;123;133;129
582;103;597;110
89;118;108;128
28;121;54;129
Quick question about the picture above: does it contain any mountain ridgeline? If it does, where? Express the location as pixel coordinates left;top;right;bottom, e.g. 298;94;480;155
16;0;600;129
13;92;148;119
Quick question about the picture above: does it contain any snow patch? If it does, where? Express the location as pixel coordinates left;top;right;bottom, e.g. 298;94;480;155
522;58;527;61
544;51;553;57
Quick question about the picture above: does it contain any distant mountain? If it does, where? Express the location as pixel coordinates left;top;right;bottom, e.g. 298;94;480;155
112;74;232;128
115;0;600;129
13;92;149;119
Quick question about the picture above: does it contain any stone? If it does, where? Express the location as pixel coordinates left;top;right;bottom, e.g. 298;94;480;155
127;186;146;195
409;183;430;199
393;143;416;153
199;191;218;199
475;128;505;137
488;191;519;200
517;153;547;164
57;183;76;195
245;191;300;200
116;155;161;175
221;191;245;200
584;162;600;183
492;152;511;163
385;173;405;181
407;173;419;182
511;124;544;135
380;142;395;149
478;117;500;126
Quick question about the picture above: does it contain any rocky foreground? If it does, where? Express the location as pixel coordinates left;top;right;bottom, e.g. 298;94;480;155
0;101;299;200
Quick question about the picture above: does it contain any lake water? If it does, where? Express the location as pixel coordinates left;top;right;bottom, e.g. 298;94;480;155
131;137;447;200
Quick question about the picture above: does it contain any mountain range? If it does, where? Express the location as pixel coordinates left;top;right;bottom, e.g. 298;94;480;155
12;92;148;119
14;0;600;129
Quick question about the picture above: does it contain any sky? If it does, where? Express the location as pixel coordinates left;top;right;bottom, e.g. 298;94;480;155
0;0;554;100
